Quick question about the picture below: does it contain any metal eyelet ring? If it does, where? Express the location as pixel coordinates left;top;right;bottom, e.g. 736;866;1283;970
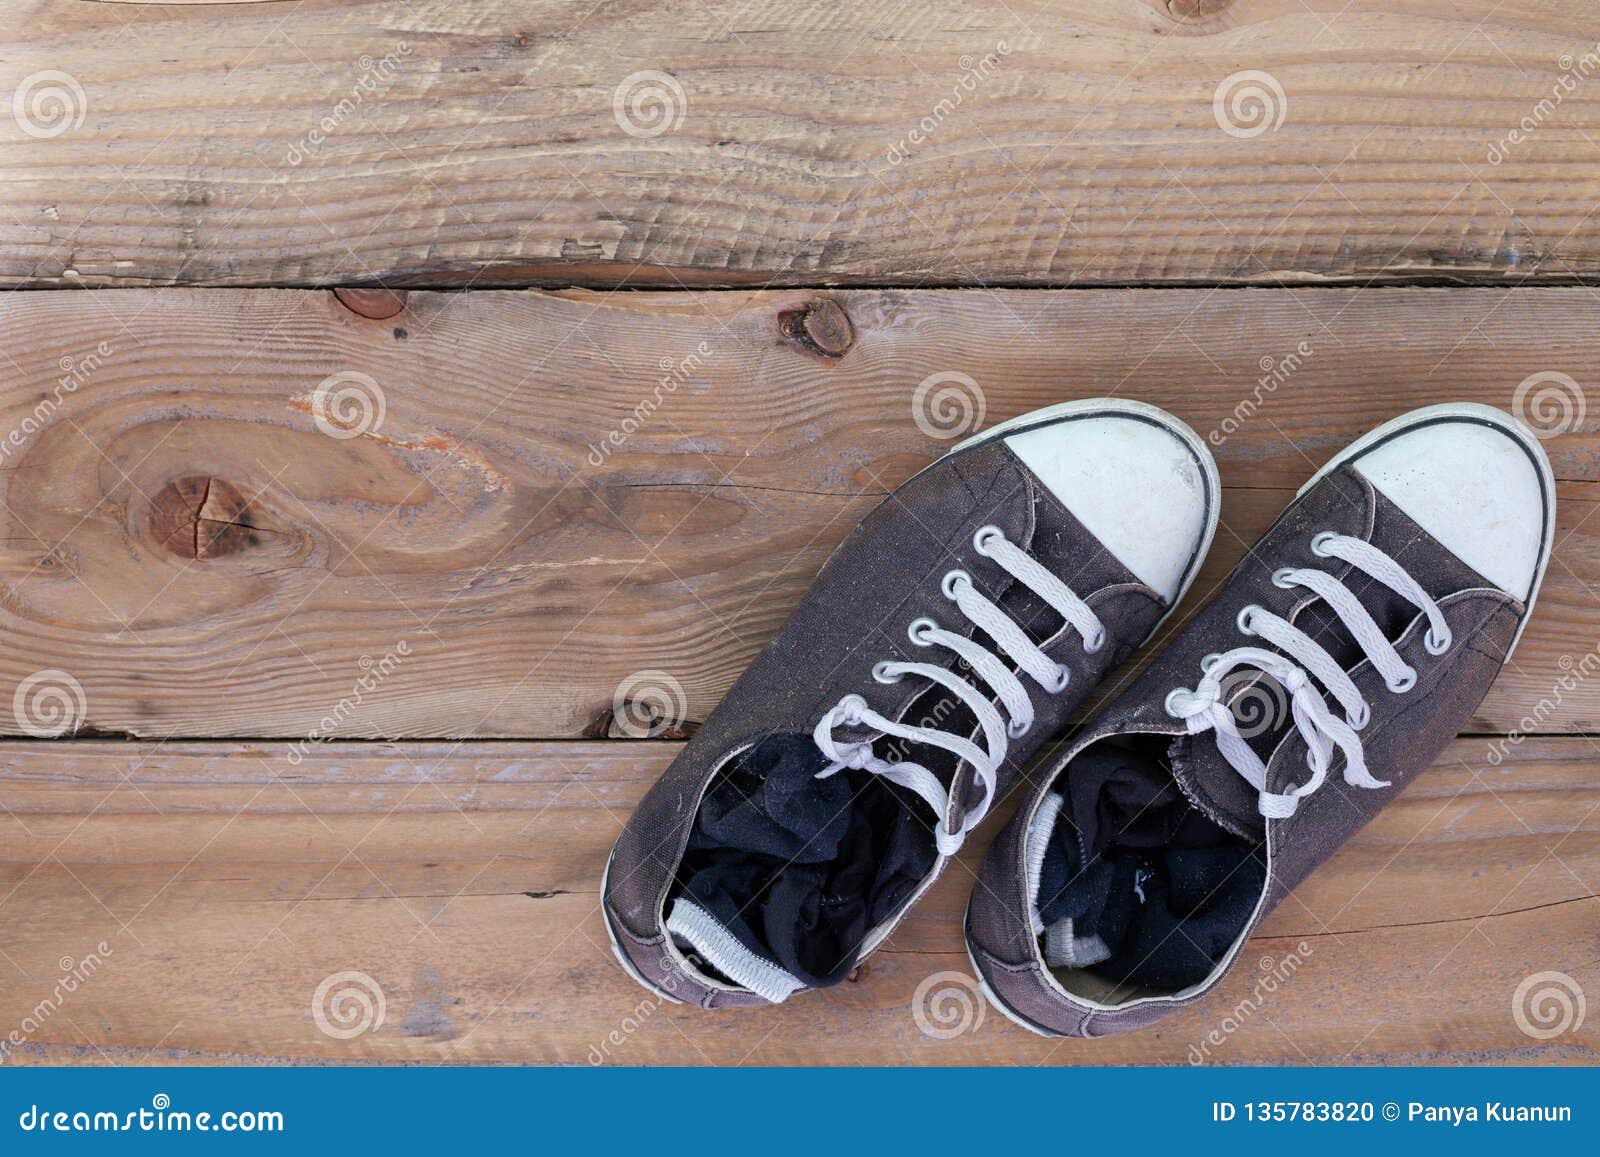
1163;688;1187;718
1309;531;1338;557
1387;667;1418;694
872;661;903;685
1007;718;1030;739
836;693;869;724
1424;629;1453;656
1083;626;1107;655
907;617;939;646
1236;604;1263;635
940;569;970;600
1200;652;1224;674
1271;568;1297;589
1348;702;1371;730
1046;665;1071;693
972;524;1005;555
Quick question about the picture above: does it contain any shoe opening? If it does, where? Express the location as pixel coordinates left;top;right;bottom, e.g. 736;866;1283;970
665;733;940;995
1031;735;1266;1005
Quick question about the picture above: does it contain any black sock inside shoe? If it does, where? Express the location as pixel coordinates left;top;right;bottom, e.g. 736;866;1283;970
1036;741;1265;993
671;734;938;989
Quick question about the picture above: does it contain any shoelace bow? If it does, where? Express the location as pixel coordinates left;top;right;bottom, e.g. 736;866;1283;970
812;524;1106;855
1164;531;1452;819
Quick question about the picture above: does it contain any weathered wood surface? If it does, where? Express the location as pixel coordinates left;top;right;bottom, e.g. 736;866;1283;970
0;738;1592;1066
5;1;1600;288
2;287;1598;739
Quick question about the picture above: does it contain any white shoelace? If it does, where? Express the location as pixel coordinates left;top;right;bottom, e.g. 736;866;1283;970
811;524;1106;855
1164;531;1452;819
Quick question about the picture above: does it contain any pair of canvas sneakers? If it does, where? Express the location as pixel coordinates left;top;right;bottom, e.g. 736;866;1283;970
603;399;1554;1037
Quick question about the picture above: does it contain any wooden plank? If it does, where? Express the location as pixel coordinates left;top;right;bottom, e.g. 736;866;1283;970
2;287;1598;739
0;738;1593;1065
5;2;1600;288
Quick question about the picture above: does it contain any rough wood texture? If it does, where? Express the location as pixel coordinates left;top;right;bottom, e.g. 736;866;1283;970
6;1;1600;287
0;738;1592;1066
2;287;1597;740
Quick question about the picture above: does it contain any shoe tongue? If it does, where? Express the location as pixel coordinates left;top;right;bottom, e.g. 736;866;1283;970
1165;528;1430;840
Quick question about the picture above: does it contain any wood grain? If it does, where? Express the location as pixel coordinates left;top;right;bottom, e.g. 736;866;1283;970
2;287;1598;739
0;738;1592;1066
5;1;1600;287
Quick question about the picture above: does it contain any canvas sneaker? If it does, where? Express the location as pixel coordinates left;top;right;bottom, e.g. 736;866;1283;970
966;403;1554;1036
603;398;1221;1008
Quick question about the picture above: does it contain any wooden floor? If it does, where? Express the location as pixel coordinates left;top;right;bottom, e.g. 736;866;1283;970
1;0;1597;1066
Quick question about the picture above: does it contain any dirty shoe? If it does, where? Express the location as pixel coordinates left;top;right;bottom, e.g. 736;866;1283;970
966;403;1554;1036
604;398;1220;1008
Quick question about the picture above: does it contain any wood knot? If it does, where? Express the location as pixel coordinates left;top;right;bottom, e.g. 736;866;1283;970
1166;0;1231;18
333;288;408;320
778;297;855;359
150;476;259;559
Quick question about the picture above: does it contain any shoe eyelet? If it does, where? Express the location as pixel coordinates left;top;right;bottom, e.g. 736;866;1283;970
940;569;970;600
1271;568;1297;589
1425;629;1452;656
1163;688;1187;718
1310;531;1338;557
1046;665;1070;693
836;693;869;724
1348;702;1371;730
1007;718;1030;739
1083;625;1107;655
1386;668;1418;694
1200;652;1224;674
907;617;939;646
972;524;1005;555
1236;604;1263;636
872;661;903;685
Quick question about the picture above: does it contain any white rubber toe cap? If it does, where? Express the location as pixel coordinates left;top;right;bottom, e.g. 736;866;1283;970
1002;408;1217;604
1345;406;1553;602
